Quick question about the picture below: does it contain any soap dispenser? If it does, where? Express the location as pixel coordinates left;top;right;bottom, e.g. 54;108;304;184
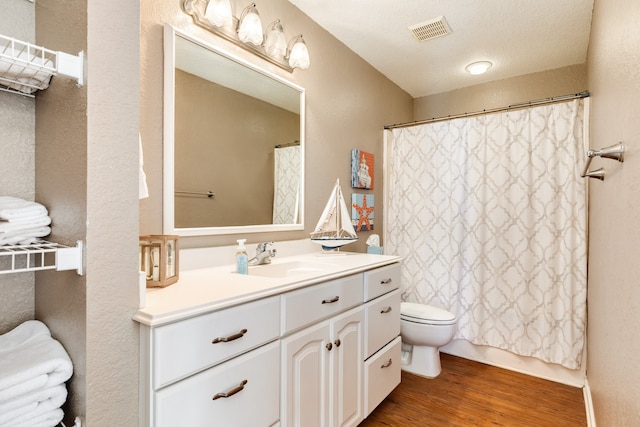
236;239;248;275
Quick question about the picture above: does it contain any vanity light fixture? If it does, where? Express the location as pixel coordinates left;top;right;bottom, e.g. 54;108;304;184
264;20;287;60
286;34;310;69
182;0;310;72
465;61;492;75
238;3;264;46
204;0;233;28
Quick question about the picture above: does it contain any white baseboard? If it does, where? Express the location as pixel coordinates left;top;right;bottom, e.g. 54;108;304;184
441;339;585;387
583;378;596;427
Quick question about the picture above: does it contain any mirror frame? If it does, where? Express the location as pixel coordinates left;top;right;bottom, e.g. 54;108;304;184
163;25;305;236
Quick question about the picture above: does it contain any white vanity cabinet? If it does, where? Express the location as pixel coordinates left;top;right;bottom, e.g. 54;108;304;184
137;254;402;427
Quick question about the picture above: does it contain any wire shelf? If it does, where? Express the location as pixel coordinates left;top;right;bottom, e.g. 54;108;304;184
0;33;83;97
0;240;83;275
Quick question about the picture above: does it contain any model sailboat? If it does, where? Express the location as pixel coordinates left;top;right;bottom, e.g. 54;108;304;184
310;179;358;251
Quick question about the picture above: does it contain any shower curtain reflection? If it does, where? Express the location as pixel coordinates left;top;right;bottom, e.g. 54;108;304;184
272;144;301;224
385;99;588;369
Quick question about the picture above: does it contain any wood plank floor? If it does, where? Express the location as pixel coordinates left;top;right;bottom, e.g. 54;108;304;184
360;353;586;427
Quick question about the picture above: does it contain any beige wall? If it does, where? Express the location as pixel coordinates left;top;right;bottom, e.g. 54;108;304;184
0;0;35;338
587;0;640;425
140;0;414;252
414;63;587;121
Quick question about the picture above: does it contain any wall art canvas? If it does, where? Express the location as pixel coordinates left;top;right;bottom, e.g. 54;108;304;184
351;149;374;189
351;193;374;231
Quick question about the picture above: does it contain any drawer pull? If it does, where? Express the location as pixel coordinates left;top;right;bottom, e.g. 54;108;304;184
212;328;248;344
212;379;248;400
380;307;393;314
321;296;340;304
334;339;341;347
381;358;393;369
380;278;393;285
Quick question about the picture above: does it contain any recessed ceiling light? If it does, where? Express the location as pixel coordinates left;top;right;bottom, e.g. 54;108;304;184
465;61;492;75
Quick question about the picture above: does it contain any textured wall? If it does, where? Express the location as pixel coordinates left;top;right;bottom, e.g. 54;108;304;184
34;0;140;425
0;0;35;335
139;0;414;252
413;63;587;121
587;0;640;424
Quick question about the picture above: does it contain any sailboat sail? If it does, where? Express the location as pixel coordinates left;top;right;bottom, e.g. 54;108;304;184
310;179;358;250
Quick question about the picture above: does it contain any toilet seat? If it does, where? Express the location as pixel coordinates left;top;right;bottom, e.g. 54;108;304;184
401;302;457;325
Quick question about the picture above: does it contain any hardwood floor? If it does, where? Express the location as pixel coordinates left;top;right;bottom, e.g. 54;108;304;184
360;353;586;427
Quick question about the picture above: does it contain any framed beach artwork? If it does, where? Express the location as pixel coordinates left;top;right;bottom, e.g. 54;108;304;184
351;149;374;189
352;194;374;232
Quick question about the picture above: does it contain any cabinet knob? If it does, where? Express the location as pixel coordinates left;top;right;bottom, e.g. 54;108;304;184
380;307;392;314
334;339;341;347
321;296;340;304
326;342;333;351
212;328;248;344
381;358;393;369
212;379;248;400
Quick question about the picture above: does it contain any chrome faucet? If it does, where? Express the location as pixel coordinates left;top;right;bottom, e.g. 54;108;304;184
249;242;276;265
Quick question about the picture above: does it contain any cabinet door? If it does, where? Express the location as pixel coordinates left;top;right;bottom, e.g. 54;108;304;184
330;306;364;427
281;321;331;427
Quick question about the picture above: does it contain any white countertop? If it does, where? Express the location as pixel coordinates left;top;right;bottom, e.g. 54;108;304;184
133;252;401;327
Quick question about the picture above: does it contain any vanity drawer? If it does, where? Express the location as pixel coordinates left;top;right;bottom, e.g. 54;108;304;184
365;289;401;359
281;274;362;335
153;295;280;389
154;341;280;427
364;336;402;417
363;263;401;302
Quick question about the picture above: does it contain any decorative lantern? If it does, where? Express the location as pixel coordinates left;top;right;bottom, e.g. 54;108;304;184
139;235;179;288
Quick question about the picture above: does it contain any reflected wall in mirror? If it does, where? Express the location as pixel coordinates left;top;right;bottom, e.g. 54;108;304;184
163;25;305;236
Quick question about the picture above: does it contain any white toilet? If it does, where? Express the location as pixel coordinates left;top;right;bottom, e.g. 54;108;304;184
400;302;457;378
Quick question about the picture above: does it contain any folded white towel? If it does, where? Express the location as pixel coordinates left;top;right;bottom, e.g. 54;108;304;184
0;320;73;404
0;226;51;246
0;407;63;427
0;320;50;349
0;215;51;234
0;197;48;221
0;384;67;425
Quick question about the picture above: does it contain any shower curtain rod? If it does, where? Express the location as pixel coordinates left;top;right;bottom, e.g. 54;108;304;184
275;140;300;148
384;91;590;130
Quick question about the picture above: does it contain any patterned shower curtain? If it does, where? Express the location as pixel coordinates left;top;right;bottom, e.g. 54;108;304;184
385;99;587;369
272;145;301;224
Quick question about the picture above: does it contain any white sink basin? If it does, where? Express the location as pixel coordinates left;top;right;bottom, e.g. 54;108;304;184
248;260;336;278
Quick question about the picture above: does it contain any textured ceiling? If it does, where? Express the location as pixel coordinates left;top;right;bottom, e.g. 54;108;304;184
288;0;595;98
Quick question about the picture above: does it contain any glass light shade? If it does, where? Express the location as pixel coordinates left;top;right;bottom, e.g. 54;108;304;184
465;61;492;75
264;20;287;60
238;4;264;46
204;0;233;28
288;36;310;69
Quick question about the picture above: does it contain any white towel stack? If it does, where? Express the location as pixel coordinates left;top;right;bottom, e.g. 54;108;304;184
0;196;52;245
0;320;73;427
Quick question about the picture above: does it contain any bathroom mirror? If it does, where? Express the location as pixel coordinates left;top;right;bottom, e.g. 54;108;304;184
163;25;305;236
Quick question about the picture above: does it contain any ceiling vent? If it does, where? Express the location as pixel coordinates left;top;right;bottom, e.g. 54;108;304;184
408;16;452;42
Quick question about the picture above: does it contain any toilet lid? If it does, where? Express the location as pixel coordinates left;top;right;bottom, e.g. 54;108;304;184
401;302;456;324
